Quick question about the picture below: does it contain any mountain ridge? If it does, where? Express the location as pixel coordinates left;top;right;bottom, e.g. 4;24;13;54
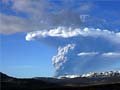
1;71;120;90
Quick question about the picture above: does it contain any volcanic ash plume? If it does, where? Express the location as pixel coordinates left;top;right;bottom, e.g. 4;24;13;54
52;44;75;76
26;27;120;76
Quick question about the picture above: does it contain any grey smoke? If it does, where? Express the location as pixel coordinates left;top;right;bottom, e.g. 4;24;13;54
0;0;93;34
1;0;120;34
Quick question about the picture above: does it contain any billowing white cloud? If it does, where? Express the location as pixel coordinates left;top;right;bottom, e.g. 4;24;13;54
26;27;120;44
52;44;75;70
25;27;80;40
102;52;120;58
77;52;98;56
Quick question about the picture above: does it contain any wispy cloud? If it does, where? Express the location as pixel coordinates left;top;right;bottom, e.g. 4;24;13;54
77;52;98;56
77;52;120;58
102;52;120;58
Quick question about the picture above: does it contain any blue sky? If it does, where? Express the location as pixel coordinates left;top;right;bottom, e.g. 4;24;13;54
1;33;56;77
0;0;120;77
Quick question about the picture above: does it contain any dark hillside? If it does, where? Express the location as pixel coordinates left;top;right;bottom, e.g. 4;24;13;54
1;72;120;90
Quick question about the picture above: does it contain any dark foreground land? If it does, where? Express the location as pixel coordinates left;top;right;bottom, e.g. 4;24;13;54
1;72;120;90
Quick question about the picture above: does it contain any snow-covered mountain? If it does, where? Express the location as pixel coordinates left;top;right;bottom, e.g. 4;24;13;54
58;71;120;79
